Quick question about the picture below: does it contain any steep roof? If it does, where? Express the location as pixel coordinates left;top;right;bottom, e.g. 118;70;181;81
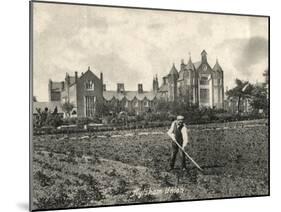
213;59;223;72
186;58;196;70
103;91;156;101
103;91;125;101
169;63;179;76
201;49;207;56
33;101;63;114
193;61;201;69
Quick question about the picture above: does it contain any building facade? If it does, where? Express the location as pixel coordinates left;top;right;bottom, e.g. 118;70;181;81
103;83;156;115
158;50;224;109
48;67;104;117
44;50;224;117
48;67;157;117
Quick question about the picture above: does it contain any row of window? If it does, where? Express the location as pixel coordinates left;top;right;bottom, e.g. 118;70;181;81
106;100;150;108
85;80;95;90
85;96;96;117
177;78;222;87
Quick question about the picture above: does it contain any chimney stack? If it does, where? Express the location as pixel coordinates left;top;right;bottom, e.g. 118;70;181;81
153;75;159;92
117;83;125;93
49;79;52;87
138;83;143;93
75;71;78;83
100;72;103;82
103;84;106;91
61;81;65;90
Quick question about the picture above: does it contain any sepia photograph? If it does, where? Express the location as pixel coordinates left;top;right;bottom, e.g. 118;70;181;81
30;1;269;211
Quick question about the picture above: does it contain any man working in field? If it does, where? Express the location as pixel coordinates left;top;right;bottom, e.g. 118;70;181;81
167;115;189;171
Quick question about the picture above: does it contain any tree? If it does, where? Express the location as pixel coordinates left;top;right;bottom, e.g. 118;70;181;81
250;84;268;115
155;99;171;112
226;79;254;114
62;102;74;117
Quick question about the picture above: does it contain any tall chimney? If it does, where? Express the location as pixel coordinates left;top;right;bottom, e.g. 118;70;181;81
117;83;125;93
49;79;52;87
61;81;65;90
48;79;52;101
100;72;103;82
75;71;78;83
138;84;143;93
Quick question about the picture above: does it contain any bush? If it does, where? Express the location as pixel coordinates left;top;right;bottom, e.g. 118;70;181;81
45;114;63;128
62;117;101;126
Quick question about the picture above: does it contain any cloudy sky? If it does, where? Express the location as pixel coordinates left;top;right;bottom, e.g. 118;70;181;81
33;2;268;101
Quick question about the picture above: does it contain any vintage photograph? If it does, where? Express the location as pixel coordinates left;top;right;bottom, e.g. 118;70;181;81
30;1;269;211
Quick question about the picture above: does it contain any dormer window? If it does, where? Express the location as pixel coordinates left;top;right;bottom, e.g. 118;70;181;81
85;80;94;90
134;101;138;107
144;100;149;107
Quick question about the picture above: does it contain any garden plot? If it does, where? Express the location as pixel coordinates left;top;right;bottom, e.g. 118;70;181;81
32;121;269;210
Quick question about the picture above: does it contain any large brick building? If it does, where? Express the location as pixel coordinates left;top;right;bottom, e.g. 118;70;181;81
47;67;157;117
103;83;157;115
158;50;224;109
48;67;104;117
43;49;224;117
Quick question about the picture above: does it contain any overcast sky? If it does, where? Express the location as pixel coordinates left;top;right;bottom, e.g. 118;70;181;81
33;2;268;101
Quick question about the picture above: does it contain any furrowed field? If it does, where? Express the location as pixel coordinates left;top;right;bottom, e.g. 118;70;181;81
32;120;269;210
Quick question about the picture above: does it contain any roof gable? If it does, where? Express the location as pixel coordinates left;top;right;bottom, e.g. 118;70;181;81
193;61;201;70
79;69;100;82
213;59;223;72
103;91;156;101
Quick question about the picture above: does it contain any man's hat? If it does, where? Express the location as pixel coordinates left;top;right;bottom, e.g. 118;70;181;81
176;115;184;120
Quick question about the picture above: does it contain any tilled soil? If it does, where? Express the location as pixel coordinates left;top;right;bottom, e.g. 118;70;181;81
32;122;269;210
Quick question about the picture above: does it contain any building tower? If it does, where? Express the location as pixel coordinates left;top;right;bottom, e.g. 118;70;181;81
212;58;224;109
153;75;159;92
167;63;179;102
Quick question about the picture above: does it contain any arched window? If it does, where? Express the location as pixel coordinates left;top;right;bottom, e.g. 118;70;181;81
85;80;94;90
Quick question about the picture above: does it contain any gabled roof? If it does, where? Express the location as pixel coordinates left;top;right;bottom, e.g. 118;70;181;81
103;91;125;101
33;101;63;114
169;63;179;76
193;61;201;70
201;49;207;56
213;59;223;72
103;91;156;101
186;58;196;70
